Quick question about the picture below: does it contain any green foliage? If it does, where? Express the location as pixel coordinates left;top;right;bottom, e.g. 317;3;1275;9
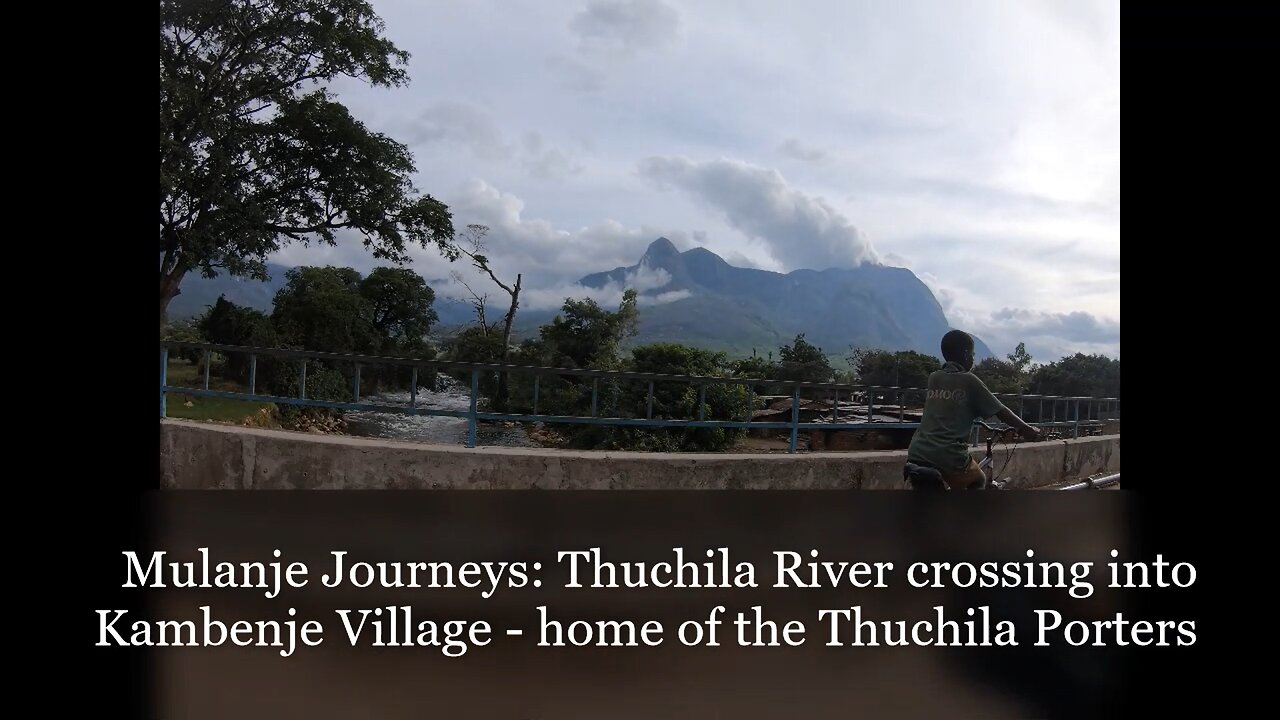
159;0;457;323
271;364;352;428
496;297;747;450
1008;342;1032;373
196;296;280;381
775;333;833;383
179;264;443;428
361;267;438;351
1028;353;1120;399
848;348;941;389
272;266;378;354
497;291;640;418
730;349;774;379
537;289;639;370
443;325;507;397
972;358;1025;395
161;316;207;363
565;343;750;452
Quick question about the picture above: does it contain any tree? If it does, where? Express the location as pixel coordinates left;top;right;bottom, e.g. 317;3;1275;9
573;343;749;452
1028;353;1120;399
972;358;1024;395
539;289;639;370
456;225;522;360
1008;342;1032;373
971;342;1034;395
359;266;437;354
500;290;640;421
730;348;775;379
775;333;833;384
271;266;378;355
848;347;941;389
159;0;457;327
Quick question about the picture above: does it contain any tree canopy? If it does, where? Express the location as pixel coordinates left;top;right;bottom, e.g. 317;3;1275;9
159;0;457;325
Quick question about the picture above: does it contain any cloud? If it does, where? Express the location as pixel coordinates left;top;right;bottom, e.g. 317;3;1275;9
570;0;680;53
545;55;605;93
427;179;696;288
404;101;512;161
915;271;958;312
263;0;1116;358
988;307;1120;345
436;258;690;312
522;131;585;180
950;306;1120;361
778;138;828;163
637;156;881;271
402;104;585;182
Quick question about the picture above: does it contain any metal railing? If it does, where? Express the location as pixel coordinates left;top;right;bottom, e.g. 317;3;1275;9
1058;473;1120;490
159;341;1120;453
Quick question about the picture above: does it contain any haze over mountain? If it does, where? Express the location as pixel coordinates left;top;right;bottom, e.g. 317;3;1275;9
170;238;993;361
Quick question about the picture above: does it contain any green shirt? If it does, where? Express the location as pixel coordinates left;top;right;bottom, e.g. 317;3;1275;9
907;361;1008;472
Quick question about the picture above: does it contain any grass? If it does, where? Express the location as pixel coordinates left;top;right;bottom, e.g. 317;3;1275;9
164;359;276;424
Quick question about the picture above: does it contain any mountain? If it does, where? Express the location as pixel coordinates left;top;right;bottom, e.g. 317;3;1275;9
166;263;293;320
577;237;994;360
167;239;994;361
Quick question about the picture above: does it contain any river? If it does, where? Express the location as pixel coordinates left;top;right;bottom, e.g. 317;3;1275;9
342;375;534;448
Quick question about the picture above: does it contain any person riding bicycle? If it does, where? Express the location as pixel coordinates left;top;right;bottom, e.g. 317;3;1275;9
906;330;1040;489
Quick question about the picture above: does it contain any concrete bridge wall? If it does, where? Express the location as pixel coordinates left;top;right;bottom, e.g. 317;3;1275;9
159;419;1118;490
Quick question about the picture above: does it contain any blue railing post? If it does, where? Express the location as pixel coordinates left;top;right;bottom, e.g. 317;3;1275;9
299;360;307;400
867;389;874;424
591;378;599;417
160;347;168;418
789;386;800;453
1073;398;1080;439
897;390;904;421
698;384;706;421
202;349;211;390
409;367;418;415
249;354;257;395
467;369;478;448
647;381;654;419
353;363;361;403
832;390;839;423
533;375;540;416
745;384;754;423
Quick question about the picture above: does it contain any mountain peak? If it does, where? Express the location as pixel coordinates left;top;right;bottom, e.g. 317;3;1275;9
642;236;679;258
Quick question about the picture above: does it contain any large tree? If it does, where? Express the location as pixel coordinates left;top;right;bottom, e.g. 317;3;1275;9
159;0;457;327
359;266;437;352
271;266;377;354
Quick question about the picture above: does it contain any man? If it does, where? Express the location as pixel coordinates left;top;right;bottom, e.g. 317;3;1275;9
906;330;1040;489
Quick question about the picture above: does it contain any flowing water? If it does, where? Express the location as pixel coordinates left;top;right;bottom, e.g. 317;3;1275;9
342;375;534;448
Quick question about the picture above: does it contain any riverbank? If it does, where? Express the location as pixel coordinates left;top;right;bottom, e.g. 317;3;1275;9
164;360;277;425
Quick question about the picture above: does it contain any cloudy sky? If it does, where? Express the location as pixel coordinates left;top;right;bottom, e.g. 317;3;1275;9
272;0;1119;361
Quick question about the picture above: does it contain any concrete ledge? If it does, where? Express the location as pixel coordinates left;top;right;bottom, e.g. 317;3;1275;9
159;419;1119;490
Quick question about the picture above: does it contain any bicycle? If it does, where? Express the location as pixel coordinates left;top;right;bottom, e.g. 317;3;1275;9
903;420;1021;490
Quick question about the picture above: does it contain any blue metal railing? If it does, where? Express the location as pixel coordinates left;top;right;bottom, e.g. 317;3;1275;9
159;342;1120;453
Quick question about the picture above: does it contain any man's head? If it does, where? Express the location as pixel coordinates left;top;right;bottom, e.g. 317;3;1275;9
941;330;976;370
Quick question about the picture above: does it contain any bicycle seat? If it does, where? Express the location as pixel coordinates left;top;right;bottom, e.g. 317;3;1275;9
904;462;948;491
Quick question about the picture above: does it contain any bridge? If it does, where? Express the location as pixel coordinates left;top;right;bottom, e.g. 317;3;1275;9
159;342;1120;490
